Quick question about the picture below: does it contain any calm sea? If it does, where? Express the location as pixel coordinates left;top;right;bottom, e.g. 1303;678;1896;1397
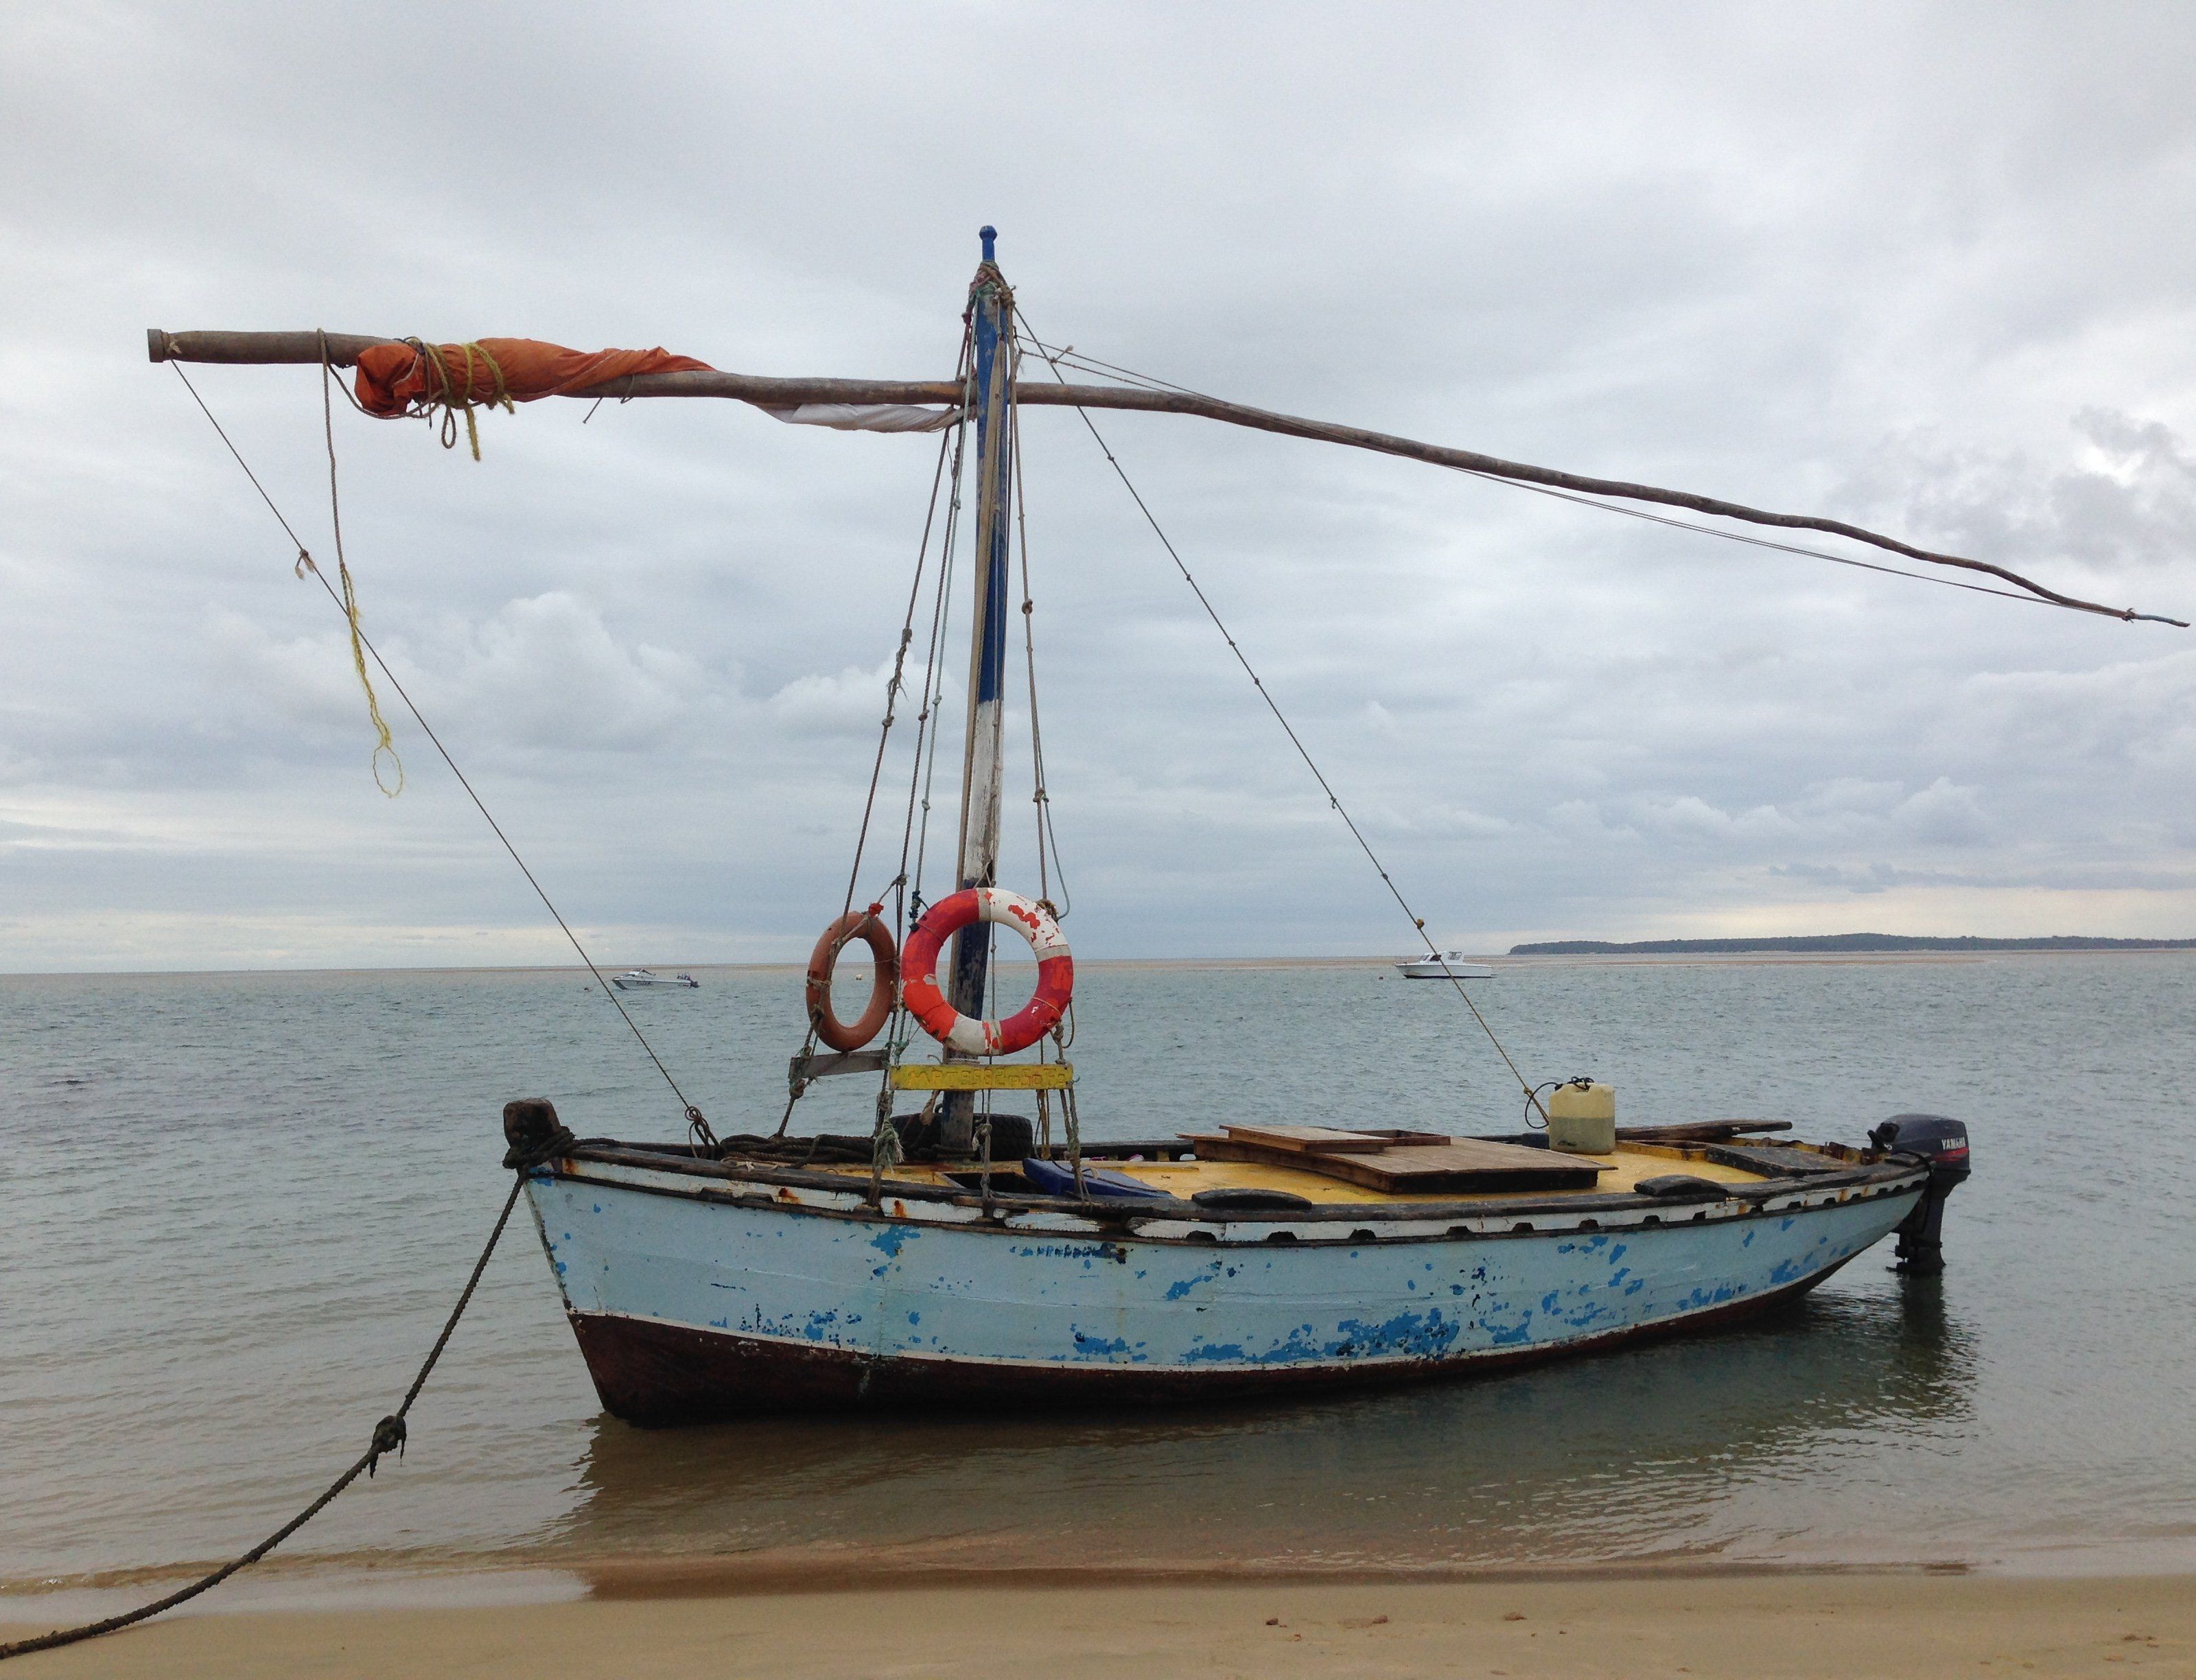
3;955;2193;1607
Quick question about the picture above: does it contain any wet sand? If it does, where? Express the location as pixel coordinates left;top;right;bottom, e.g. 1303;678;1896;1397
5;1572;2190;1678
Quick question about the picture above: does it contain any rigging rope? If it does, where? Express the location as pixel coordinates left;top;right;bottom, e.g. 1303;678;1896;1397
900;426;967;937
866;348;978;1170
1009;377;1071;917
320;338;404;796
170;360;713;1147
895;365;974;1001
1018;323;1549;1119
1442;465;2077;608
778;325;977;1137
832;330;975;927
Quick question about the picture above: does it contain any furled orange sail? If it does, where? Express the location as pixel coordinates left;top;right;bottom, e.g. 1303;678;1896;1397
353;338;712;417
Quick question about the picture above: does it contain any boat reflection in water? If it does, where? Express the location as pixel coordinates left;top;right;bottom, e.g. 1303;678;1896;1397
552;1279;1977;1581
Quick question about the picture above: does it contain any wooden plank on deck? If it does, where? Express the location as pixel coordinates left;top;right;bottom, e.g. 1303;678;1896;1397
1345;1141;1609;1191
1186;1134;1607;1192
1222;1123;1392;1154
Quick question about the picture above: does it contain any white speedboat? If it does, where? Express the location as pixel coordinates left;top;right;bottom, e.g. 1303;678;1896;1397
1396;951;1495;979
610;969;699;990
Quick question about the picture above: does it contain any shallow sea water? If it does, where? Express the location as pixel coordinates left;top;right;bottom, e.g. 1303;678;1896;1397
2;954;2192;1600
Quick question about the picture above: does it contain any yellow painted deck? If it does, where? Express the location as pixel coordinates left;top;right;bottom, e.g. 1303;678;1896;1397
862;1139;1777;1204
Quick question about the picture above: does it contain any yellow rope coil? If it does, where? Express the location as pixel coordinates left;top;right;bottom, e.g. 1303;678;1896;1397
410;338;515;460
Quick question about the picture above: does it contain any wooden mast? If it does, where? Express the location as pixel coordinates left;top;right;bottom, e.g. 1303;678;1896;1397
940;227;1016;1151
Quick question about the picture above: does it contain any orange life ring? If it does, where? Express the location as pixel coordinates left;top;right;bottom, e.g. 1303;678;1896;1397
900;888;1073;1055
805;903;899;1052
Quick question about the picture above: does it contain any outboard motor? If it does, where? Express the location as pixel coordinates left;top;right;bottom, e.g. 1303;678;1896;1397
1867;1112;1972;1275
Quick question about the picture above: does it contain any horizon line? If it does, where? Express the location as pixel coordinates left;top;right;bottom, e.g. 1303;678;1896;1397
6;941;2196;981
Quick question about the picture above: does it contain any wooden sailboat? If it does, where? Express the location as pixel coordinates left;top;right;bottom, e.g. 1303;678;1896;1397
149;226;2114;1422
506;1117;1948;1421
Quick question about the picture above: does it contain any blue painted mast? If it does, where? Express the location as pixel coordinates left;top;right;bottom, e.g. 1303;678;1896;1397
943;226;1014;1150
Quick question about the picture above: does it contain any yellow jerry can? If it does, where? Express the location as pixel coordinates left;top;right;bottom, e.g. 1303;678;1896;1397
1547;1080;1616;1154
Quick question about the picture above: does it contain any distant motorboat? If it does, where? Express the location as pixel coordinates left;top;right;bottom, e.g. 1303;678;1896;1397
1395;951;1495;979
610;969;699;990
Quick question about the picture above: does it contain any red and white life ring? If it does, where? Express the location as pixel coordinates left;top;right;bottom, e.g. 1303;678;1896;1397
900;888;1073;1056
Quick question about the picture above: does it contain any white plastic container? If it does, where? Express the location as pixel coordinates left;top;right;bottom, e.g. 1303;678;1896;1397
1547;1080;1616;1154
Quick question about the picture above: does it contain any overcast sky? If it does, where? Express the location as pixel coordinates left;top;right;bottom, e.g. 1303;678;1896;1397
3;3;2193;972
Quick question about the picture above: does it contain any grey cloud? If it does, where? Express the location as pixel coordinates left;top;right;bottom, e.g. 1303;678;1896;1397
1769;859;2196;896
1841;410;2196;576
2;2;2193;970
1889;780;1992;848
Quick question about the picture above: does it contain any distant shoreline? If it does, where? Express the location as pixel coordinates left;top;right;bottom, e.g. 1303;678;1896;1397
8;944;2196;979
1508;934;2196;956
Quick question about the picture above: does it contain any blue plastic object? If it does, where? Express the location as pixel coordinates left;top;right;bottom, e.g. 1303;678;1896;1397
1020;1157;1169;1200
980;224;998;262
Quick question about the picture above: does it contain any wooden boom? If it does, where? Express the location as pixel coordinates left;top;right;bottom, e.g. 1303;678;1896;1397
146;327;2186;626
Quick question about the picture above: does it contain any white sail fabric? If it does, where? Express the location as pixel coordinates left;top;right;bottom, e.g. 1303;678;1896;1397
764;403;961;432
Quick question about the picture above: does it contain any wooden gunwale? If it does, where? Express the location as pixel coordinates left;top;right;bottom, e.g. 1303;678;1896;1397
546;1139;1926;1244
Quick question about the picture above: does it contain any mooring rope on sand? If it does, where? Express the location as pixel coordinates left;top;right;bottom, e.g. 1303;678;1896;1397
0;1126;573;1664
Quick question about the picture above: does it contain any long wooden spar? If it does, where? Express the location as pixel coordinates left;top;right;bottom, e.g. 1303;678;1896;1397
146;327;2186;627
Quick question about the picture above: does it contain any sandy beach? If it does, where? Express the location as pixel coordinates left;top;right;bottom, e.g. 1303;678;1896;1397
5;1572;2190;1678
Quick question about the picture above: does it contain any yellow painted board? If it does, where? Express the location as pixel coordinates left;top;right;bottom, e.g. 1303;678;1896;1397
890;1062;1075;1090
832;1139;1774;1204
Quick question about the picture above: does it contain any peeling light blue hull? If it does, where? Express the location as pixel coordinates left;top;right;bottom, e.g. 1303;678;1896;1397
525;1153;1925;1422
